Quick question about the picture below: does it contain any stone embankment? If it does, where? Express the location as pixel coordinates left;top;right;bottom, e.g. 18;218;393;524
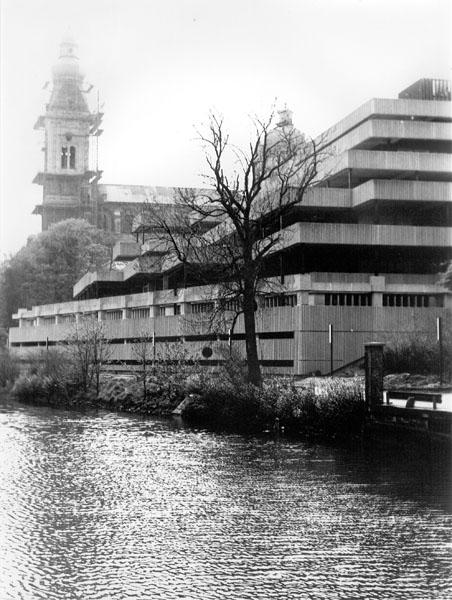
96;375;201;416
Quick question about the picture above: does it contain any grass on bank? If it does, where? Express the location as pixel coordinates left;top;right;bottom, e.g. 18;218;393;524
383;336;452;380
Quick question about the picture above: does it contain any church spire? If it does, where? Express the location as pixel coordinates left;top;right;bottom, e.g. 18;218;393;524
59;30;78;59
49;33;88;112
32;35;102;231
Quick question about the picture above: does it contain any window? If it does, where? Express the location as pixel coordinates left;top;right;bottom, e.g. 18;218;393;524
158;306;167;317
114;210;121;234
80;312;97;322
59;314;75;324
222;299;241;312
191;302;214;314
130;307;150;319
69;146;76;168
41;316;56;325
61;146;68;168
174;304;181;315
105;310;122;321
325;293;372;307
263;294;297;308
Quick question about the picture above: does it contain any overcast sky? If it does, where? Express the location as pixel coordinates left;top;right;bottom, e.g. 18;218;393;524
1;0;451;257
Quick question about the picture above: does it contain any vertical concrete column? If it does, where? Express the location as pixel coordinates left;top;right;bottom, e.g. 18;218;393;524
54;315;60;325
75;313;81;323
444;295;452;310
371;292;383;307
97;311;103;322
122;308;130;320
180;303;190;316
365;342;384;411
297;291;309;305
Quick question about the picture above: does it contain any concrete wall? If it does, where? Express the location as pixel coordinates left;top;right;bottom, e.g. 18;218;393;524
9;305;451;377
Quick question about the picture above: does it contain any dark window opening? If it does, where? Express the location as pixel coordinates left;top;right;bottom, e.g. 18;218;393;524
61;147;68;168
69;146;76;169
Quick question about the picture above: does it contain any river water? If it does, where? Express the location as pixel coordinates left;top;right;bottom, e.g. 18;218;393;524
0;399;450;600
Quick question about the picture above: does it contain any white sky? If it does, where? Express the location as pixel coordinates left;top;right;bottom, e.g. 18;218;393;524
1;0;451;257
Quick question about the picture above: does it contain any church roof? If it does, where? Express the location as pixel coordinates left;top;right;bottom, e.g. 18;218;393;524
97;184;209;205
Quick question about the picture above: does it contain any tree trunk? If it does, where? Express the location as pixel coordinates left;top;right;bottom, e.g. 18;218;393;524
243;280;262;387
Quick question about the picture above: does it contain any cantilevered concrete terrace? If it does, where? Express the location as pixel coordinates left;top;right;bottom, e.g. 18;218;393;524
281;222;452;248
351;180;452;207
318;150;452;187
320;97;452;148
328;119;452;155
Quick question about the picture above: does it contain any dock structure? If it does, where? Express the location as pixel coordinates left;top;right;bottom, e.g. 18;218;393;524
364;342;452;444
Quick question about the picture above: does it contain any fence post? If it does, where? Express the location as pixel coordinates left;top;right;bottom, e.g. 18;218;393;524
328;323;333;374
365;342;385;411
437;317;443;386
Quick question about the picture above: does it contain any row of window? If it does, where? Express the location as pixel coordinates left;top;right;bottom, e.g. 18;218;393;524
58;314;76;324
18;291;447;327
382;294;443;308
263;294;298;308
191;302;215;314
323;293;444;308
104;310;122;321
130;307;150;319
325;293;372;307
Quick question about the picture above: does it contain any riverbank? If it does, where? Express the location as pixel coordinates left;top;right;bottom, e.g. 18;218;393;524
3;342;448;445
4;370;368;442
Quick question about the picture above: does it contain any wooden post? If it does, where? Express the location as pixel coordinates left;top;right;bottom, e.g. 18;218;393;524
365;342;385;411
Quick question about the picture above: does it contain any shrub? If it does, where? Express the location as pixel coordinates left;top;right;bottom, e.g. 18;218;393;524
183;363;261;431
312;378;365;439
12;374;53;404
183;374;366;440
384;336;452;379
0;348;20;387
12;348;82;405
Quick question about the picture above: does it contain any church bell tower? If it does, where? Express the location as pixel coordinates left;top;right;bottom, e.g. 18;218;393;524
33;35;103;230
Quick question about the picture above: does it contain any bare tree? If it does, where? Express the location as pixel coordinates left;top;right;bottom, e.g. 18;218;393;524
66;318;112;394
140;110;326;386
131;328;155;401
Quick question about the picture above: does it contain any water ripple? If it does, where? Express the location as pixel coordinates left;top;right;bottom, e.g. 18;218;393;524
0;402;450;599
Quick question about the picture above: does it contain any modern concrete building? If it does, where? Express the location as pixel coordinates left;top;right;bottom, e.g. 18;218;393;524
12;72;452;375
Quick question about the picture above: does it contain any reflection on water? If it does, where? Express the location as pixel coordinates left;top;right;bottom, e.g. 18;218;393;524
0;398;450;600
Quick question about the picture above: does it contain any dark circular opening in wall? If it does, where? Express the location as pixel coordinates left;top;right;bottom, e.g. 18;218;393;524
202;346;213;358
